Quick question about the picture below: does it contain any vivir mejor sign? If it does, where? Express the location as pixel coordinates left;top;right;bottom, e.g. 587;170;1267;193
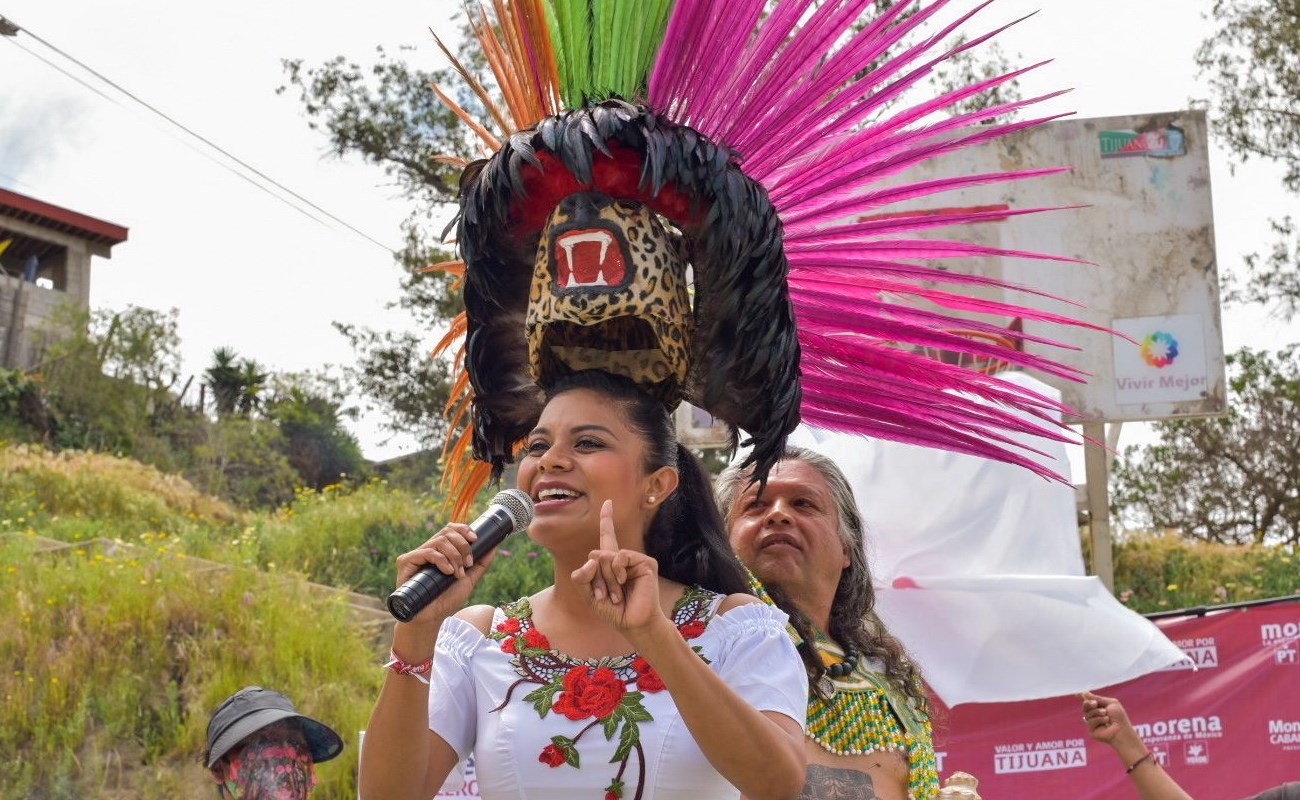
1112;314;1212;407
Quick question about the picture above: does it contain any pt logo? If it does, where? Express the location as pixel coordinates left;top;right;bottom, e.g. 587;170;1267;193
1183;741;1210;766
1151;745;1170;767
1277;643;1299;665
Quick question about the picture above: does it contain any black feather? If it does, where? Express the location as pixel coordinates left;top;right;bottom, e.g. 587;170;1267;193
456;103;802;485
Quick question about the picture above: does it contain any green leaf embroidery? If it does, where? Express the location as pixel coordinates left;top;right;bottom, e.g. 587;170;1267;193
525;681;562;717
621;701;653;725
551;735;580;768
612;718;640;763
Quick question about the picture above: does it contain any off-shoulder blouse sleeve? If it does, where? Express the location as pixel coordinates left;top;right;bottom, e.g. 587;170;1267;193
706;602;809;730
427;616;488;759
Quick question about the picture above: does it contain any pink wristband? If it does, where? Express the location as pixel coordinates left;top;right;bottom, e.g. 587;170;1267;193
384;650;433;684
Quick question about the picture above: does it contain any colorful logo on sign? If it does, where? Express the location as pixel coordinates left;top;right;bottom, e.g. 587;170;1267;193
1100;127;1187;158
1140;331;1179;368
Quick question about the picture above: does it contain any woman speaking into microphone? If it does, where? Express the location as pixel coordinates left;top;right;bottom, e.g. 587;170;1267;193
357;0;1081;793
359;372;808;800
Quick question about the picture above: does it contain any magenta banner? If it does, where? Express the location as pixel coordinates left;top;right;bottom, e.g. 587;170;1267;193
932;598;1300;799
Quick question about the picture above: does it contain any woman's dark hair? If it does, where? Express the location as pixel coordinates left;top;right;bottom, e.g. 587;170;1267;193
544;371;750;597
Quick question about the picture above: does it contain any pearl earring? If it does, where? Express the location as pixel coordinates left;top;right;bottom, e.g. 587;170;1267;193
648;496;656;504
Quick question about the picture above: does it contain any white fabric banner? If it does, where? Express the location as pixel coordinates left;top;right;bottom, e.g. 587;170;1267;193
787;371;1187;706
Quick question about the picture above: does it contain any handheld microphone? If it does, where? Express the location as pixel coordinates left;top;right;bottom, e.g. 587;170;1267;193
386;488;535;622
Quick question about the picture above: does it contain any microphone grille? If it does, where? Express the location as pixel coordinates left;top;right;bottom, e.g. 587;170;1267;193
492;489;535;532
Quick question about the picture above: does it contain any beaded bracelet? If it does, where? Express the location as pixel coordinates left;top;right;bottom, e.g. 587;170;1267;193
1126;752;1154;774
384;650;433;685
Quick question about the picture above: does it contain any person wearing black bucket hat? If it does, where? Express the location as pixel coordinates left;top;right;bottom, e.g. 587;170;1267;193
204;686;343;799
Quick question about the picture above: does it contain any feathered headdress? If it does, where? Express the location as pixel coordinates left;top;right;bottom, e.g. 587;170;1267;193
429;0;1094;517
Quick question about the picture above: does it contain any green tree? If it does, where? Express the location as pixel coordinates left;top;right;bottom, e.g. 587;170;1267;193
278;45;476;211
187;416;299;508
333;233;461;448
95;305;183;392
205;346;244;417
236;358;270;417
34;305;185;455
279;39;484;455
1111;346;1300;545
265;377;367;490
1196;0;1300;316
204;347;269;418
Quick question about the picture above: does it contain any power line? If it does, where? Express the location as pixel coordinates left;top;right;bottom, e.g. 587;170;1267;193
4;36;125;109
0;13;397;255
3;34;342;232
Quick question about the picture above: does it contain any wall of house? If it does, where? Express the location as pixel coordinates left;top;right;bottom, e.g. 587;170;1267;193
0;216;94;370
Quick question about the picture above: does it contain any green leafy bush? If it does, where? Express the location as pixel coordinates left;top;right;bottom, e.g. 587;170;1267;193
470;534;555;608
235;478;553;604
245;480;443;596
1;306;380;511
1109;531;1299;613
180;417;300;511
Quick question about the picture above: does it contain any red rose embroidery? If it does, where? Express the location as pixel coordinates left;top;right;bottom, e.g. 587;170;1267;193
522;628;550;650
632;656;665;693
501;637;517;655
496;617;521;635
678;620;706;640
538;743;566;768
605;792;619;800
552;666;627;720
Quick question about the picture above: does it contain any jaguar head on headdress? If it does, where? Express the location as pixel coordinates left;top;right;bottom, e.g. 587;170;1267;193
528;191;692;406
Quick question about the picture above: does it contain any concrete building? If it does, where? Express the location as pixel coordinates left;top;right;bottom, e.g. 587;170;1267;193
0;188;128;369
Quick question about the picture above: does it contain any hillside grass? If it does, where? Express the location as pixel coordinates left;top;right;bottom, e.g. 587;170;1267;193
1;533;379;800
0;443;241;540
1;441;550;798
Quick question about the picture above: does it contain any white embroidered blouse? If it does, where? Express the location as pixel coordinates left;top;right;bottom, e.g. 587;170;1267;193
428;587;807;800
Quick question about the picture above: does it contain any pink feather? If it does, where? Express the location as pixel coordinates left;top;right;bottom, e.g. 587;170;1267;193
644;0;1096;479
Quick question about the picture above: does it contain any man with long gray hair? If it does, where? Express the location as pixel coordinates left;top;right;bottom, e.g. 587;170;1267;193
718;446;939;800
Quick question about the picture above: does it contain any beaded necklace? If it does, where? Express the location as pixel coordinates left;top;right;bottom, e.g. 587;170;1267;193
806;636;940;800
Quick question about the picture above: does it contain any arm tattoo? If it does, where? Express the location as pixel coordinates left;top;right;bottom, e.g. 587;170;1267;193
798;764;879;800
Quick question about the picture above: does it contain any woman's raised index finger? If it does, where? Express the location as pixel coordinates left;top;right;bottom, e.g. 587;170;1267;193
599;499;619;552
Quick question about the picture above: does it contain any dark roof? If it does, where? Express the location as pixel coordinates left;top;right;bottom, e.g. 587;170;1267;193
0;188;128;248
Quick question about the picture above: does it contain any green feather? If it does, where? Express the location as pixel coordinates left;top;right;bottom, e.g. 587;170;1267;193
545;1;570;103
546;0;675;106
549;0;590;108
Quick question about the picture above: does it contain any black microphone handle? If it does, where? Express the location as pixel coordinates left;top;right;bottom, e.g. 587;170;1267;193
386;506;518;622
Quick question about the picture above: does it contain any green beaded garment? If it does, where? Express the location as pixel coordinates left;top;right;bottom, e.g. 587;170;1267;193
809;636;940;800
